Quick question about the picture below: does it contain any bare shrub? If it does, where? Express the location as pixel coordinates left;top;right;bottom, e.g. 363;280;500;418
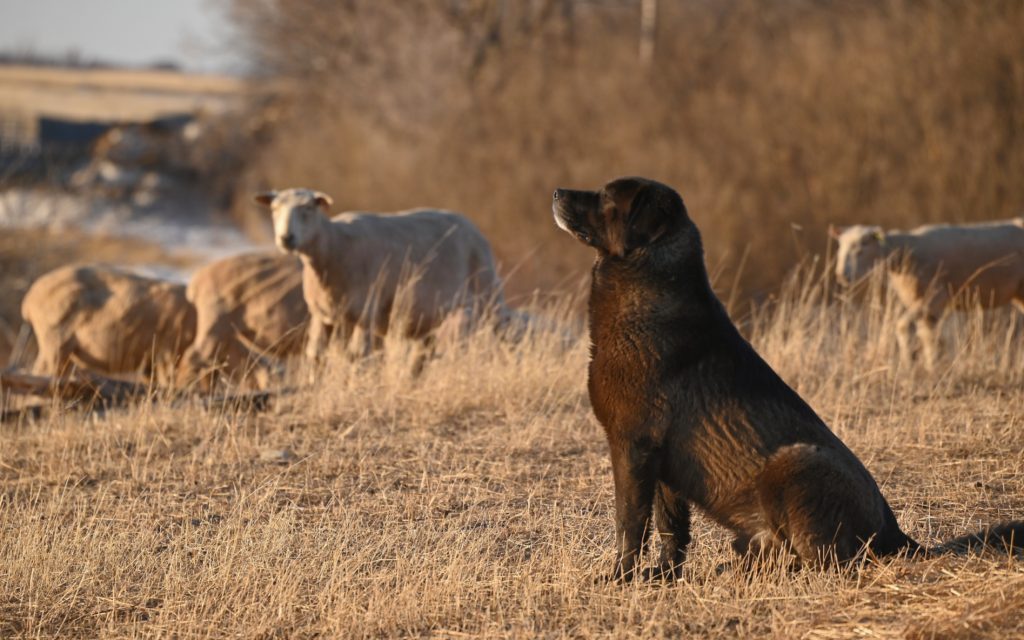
221;0;1024;299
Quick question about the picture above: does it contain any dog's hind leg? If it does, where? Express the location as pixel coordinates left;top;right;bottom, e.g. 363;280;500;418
649;482;691;580
756;443;885;566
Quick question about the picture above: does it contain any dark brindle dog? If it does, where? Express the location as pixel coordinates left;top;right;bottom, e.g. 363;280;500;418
553;176;1024;581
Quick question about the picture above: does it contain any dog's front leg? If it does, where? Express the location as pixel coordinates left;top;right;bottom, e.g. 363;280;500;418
607;438;659;582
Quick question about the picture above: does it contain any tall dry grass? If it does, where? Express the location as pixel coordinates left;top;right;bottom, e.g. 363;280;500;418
2;266;1023;637
223;0;1024;299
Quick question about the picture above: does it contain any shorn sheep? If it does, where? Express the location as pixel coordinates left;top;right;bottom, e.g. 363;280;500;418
179;251;308;389
20;264;196;381
255;188;507;360
833;219;1024;369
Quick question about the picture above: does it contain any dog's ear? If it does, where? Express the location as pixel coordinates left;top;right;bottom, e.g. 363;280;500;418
625;185;675;253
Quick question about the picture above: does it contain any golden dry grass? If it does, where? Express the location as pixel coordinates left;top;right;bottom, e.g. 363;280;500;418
2;268;1023;638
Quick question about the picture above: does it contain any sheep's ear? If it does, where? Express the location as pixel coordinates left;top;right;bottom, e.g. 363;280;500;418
828;224;843;239
312;192;333;210
253;191;277;207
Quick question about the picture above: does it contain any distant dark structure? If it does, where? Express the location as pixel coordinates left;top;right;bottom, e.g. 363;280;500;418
0;112;196;186
37;117;114;151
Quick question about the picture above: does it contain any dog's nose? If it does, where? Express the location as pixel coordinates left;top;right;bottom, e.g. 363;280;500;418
280;233;295;248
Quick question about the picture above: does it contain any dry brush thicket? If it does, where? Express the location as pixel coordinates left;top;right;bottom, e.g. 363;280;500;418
2;270;1023;637
224;0;1024;298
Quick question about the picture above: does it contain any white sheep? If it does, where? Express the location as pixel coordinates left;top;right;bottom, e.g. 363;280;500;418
833;219;1024;368
21;264;196;381
179;251;308;389
254;188;507;360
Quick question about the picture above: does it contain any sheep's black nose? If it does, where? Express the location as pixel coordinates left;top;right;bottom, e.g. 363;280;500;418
553;189;562;201
280;233;295;248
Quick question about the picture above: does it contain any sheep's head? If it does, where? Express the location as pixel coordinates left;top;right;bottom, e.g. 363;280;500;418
254;188;334;254
831;224;887;285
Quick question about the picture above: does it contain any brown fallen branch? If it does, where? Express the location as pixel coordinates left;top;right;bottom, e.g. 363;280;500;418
1;370;148;408
190;389;281;413
1;369;292;420
0;405;46;424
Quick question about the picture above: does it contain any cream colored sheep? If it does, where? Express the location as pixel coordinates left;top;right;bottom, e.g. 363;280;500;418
254;188;506;359
21;264;196;381
179;251;307;388
833;219;1024;368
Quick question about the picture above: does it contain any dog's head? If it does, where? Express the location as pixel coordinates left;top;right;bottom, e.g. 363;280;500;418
552;177;690;259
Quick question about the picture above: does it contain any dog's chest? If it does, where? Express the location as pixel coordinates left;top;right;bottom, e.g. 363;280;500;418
587;322;668;435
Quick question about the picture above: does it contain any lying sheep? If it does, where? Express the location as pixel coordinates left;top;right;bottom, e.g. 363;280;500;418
21;264;196;381
255;188;506;360
179;251;307;388
833;219;1024;369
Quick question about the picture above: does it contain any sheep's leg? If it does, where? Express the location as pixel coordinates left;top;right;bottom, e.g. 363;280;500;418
896;308;919;366
433;307;474;345
916;314;941;372
181;332;249;390
916;294;947;372
234;337;283;390
409;335;435;378
332;321;352;353
304;319;331;362
249;358;282;391
302;321;338;384
346;325;375;359
177;346;207;389
31;348;60;377
32;334;74;377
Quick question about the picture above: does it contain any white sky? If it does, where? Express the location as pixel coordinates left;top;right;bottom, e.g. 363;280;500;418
0;0;236;72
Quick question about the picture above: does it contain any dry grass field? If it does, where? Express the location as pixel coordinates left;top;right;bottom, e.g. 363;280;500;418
3;2;1022;635
0;64;244;124
2;269;1022;638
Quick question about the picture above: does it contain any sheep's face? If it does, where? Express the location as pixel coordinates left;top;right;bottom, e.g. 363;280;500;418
833;225;887;285
254;188;333;254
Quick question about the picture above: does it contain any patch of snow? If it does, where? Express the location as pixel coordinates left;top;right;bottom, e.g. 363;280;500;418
0;186;267;282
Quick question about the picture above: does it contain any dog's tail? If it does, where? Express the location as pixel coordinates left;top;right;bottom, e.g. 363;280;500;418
909;521;1024;557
